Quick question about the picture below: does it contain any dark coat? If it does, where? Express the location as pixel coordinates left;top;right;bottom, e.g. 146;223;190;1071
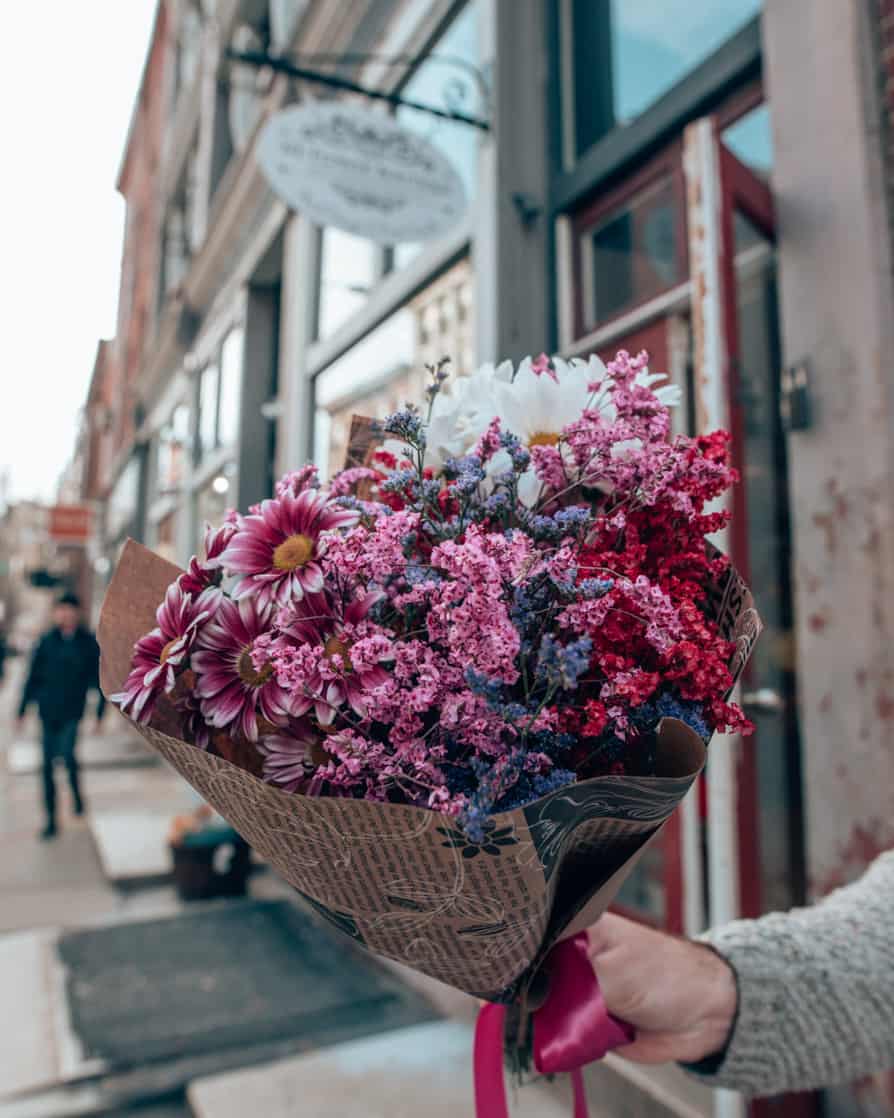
19;627;105;726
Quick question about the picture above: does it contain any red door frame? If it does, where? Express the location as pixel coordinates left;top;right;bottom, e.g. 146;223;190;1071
715;128;818;1118
716;136;775;924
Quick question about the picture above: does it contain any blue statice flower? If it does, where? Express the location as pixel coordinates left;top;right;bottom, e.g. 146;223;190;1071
634;692;710;741
579;577;614;599
380;407;426;448
527;727;576;762
536;634;592;691
492;469;519;488
499;430;531;472
421;478;443;504
502;702;528;722
405;562;440;586
554;506;592;532
525;505;591;543
526;515;564;541
465;667;505;705
484;491;511;517
381;468;419;494
444;454;485;497
424;358;451;405
494;767;577;812
510;581;553;637
458;752;527;840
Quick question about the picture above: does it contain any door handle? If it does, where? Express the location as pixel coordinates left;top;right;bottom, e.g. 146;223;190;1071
741;687;784;712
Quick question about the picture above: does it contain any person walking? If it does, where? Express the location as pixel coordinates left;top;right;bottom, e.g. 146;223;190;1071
17;592;105;840
588;849;894;1096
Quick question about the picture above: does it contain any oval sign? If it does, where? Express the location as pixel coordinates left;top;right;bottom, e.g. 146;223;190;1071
257;102;467;244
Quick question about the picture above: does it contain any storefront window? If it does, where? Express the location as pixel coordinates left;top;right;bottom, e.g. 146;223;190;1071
393;0;479;269
580;175;684;330
314;258;473;479
314;309;418;480
195;461;237;543
154;511;178;565
218;327;244;449
315;2;479;336
565;0;762;161
106;457;141;545
196;362;220;463
317;230;379;339
156;403;191;496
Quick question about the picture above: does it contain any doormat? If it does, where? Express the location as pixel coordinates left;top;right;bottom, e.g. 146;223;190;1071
58;899;433;1067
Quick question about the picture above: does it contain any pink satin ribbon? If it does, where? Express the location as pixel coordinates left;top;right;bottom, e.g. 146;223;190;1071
474;932;635;1118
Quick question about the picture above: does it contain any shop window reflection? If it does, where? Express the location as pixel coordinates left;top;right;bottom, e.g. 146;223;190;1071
314;258;473;480
393;1;479;269
581;176;683;330
565;0;762;162
317;230;379;340
218;327;244;450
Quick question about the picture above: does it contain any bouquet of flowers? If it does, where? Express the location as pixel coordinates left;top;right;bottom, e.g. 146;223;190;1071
99;350;758;1101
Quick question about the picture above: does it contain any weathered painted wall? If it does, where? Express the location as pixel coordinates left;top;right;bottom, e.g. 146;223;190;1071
763;0;894;899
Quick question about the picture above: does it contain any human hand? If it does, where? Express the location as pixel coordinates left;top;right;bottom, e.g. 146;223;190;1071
587;913;737;1065
92;718;104;736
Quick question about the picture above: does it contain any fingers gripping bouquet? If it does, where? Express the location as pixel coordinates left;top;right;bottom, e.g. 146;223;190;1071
100;351;759;1107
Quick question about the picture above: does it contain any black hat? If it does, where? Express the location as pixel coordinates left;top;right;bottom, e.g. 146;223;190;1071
56;591;81;609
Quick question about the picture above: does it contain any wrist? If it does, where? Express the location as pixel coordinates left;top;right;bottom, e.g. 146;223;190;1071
691;944;738;1062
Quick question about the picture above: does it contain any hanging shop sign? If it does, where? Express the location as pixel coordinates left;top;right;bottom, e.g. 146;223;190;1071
257;102;467;244
49;504;92;545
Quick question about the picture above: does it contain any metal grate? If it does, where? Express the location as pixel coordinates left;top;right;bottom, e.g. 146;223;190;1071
58;900;420;1067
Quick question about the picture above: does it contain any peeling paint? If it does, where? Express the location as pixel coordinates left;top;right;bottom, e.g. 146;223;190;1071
875;691;894;720
813;819;894;896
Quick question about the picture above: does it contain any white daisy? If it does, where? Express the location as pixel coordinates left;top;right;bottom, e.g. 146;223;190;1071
492;355;682;506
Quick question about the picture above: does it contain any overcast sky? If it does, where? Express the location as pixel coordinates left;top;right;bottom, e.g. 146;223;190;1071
0;1;158;504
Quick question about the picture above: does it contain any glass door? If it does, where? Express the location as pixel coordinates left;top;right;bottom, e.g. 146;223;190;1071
686;117;815;1118
717;140;807;921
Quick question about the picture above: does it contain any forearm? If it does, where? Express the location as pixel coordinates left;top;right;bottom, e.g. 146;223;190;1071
691;852;894;1096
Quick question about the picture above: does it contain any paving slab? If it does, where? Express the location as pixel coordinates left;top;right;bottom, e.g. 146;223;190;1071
0;929;62;1100
8;731;157;775
187;1020;575;1118
88;810;174;888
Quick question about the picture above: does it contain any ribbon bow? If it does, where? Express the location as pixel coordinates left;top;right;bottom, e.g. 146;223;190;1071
473;932;635;1118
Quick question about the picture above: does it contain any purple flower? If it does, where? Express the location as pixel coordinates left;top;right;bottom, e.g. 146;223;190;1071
257;727;321;792
191;596;292;741
111;583;218;724
179;520;236;596
221;488;358;610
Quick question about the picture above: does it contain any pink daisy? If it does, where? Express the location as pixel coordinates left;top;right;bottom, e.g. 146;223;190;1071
281;591;390;725
179;519;237;596
257;727;325;793
220;489;357;610
110;583;218;724
191;596;292;741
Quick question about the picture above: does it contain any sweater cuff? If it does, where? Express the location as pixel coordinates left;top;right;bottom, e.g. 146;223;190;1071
681;927;792;1096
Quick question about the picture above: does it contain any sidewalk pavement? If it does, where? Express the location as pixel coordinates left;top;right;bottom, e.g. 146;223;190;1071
0;624;713;1118
188;1020;573;1118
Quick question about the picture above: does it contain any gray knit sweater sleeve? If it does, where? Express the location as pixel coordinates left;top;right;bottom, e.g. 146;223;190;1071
690;851;894;1096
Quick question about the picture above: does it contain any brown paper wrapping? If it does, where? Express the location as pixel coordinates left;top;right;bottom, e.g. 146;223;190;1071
99;537;758;1002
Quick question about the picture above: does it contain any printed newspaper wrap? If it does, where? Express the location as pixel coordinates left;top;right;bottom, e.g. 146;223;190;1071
99;538;758;1002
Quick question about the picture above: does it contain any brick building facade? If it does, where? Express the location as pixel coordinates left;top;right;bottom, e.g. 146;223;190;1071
79;3;894;1115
